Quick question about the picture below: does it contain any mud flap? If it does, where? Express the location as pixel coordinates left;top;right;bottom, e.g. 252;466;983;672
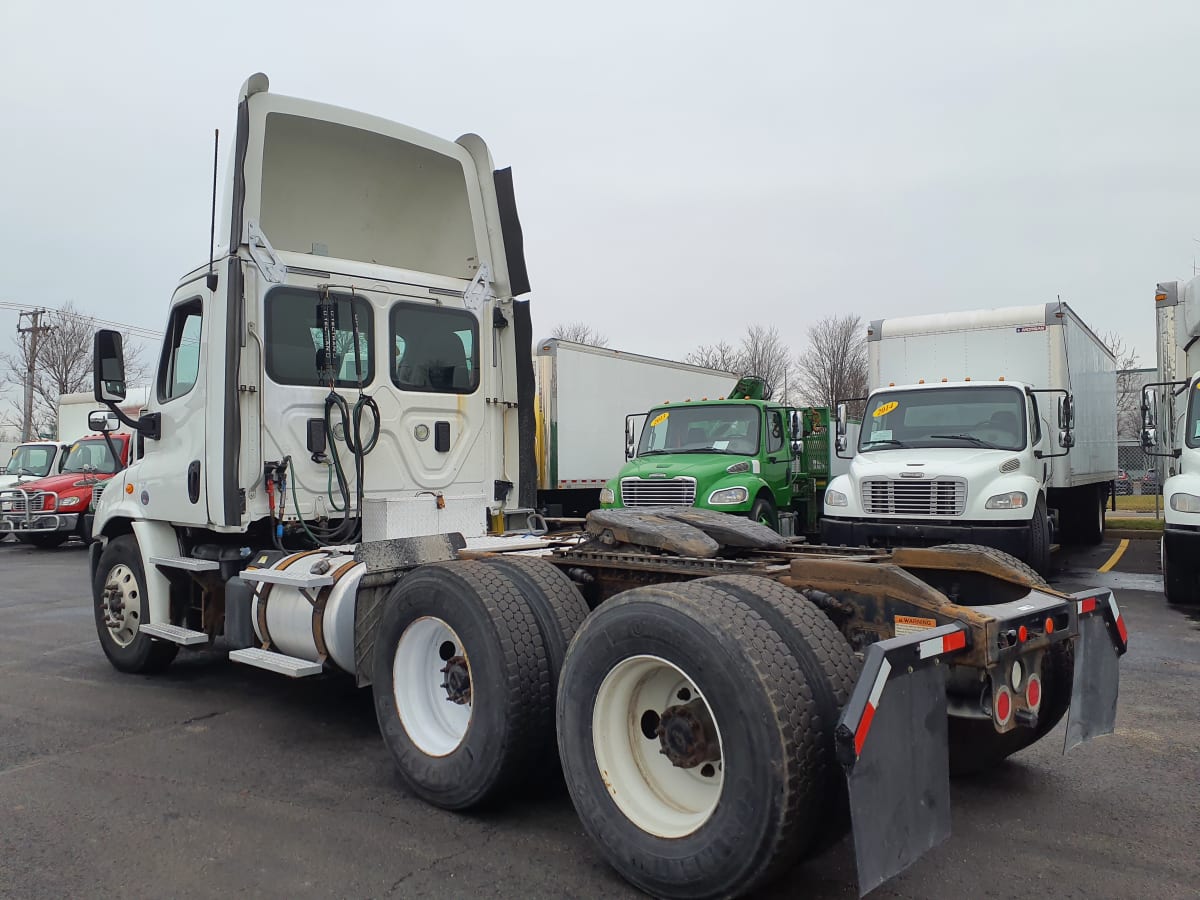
1064;589;1127;753
835;624;967;896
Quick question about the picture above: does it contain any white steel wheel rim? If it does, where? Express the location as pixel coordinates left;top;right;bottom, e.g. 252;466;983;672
592;654;724;838
393;617;472;757
102;563;141;648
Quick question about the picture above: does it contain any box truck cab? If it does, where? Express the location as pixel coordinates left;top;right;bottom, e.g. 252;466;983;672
1142;279;1200;605
821;304;1117;573
0;441;67;490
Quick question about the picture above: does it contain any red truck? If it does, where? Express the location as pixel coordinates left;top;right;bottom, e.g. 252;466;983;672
0;431;131;548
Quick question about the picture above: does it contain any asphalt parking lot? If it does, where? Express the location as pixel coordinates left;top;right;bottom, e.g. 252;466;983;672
1;534;1197;899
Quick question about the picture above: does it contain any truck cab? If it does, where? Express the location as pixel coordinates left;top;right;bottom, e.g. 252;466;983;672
821;381;1059;566
0;431;130;547
1143;279;1200;605
600;383;842;536
0;441;67;490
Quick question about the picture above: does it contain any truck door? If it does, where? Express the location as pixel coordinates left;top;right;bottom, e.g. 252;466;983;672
763;408;789;504
134;293;210;525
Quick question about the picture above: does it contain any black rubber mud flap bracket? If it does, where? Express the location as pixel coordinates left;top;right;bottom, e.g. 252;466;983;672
1064;589;1127;752
835;624;969;897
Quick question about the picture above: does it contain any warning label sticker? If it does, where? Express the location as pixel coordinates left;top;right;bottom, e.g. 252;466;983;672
894;614;938;635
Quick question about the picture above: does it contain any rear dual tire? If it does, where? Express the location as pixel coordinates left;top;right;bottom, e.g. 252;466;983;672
372;558;588;810
557;578;856;899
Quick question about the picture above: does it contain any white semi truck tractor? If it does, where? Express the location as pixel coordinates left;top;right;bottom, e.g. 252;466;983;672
1142;279;1200;605
88;76;1128;899
820;304;1117;574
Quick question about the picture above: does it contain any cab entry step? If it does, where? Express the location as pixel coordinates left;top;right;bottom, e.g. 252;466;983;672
139;623;209;646
229;647;323;677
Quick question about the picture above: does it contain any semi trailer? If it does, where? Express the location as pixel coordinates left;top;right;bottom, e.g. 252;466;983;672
87;74;1127;898
821;304;1117;573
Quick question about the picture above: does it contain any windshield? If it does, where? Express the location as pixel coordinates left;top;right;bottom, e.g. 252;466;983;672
61;438;123;475
1187;388;1200;450
6;445;57;477
637;404;761;457
859;386;1027;452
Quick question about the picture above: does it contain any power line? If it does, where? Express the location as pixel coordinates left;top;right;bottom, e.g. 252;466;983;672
0;300;163;341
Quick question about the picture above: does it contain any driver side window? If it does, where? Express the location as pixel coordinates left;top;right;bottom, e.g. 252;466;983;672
158;299;203;403
1028;395;1042;444
766;411;784;454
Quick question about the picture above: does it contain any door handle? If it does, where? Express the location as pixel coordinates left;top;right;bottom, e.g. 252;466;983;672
188;460;201;504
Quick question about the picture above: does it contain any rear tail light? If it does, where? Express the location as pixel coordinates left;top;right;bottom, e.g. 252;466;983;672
1025;674;1042;712
993;686;1013;727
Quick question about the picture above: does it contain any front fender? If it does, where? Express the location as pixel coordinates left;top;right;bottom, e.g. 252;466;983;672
1163;472;1200;527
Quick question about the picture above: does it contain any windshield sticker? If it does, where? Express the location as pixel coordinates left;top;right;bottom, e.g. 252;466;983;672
873;401;899;418
650;412;669;427
871;429;893;441
713;440;730;450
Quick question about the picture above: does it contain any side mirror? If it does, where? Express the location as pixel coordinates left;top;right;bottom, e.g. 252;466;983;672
1141;387;1158;430
790;410;800;438
93;330;127;403
624;415;636;461
836;434;848;453
1057;394;1075;431
1141;427;1157;452
836;403;848;437
88;410;119;433
1058;429;1075;449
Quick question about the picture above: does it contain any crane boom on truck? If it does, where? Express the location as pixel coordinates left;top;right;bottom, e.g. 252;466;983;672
1141;279;1200;605
87;74;1127;899
821;303;1117;574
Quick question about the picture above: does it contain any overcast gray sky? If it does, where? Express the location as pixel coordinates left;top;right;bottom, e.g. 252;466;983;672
3;0;1199;392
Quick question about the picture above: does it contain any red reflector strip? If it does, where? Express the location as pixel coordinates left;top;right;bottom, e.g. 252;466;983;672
1108;595;1128;644
854;703;876;756
918;627;967;659
1078;597;1097;614
854;658;892;757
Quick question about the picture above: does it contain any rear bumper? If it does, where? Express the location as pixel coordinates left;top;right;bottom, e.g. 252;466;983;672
820;516;1030;557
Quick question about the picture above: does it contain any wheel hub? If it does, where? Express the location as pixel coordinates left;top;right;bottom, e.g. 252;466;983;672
656;699;720;768
440;656;472;705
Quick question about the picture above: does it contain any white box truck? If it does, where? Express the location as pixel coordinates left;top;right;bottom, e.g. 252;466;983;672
1141;279;1200;604
534;339;738;515
821;302;1116;572
57;388;146;442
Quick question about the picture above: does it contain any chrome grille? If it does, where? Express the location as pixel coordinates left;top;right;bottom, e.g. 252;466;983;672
90;481;108;511
4;492;47;513
621;477;697;507
861;479;966;516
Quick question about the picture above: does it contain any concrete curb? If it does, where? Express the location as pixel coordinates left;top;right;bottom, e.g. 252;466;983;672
1106;528;1161;541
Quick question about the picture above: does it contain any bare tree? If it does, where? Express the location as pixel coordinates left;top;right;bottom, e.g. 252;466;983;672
551;321;609;348
685;340;741;372
686;326;794;401
2;302;148;438
1102;331;1142;441
794;314;868;416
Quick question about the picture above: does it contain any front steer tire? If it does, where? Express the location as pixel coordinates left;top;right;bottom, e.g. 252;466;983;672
1162;537;1200;606
557;582;822;900
372;561;552;810
92;534;178;674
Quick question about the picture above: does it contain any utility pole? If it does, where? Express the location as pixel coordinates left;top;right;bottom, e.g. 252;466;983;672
17;309;52;441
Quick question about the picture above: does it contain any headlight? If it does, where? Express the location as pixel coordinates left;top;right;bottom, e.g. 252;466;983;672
59;496;82;508
985;491;1028;510
1170;492;1200;513
599;487;615;505
825;488;848;507
709;486;749;505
